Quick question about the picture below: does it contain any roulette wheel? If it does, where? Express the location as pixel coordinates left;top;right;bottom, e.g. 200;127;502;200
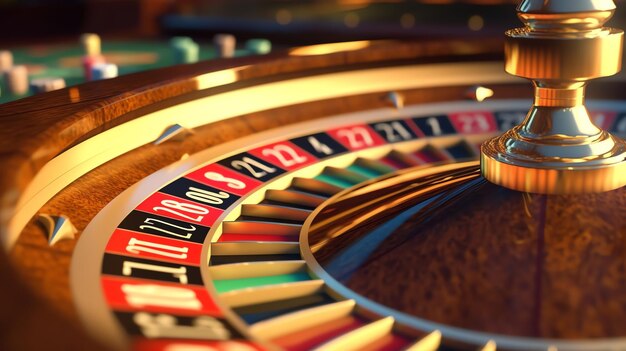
1;1;625;350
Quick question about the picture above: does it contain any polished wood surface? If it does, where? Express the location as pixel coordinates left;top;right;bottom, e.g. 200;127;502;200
310;167;626;339
8;83;523;323
3;82;525;350
0;39;511;351
0;38;623;350
0;39;504;244
0;39;500;201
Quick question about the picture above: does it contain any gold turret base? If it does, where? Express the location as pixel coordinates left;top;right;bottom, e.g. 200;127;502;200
482;104;626;194
480;0;626;194
481;136;626;195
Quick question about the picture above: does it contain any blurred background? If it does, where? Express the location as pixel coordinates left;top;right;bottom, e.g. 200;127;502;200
0;1;624;103
7;0;622;44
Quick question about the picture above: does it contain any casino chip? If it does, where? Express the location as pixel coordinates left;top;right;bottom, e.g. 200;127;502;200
245;39;272;55
91;63;119;80
213;34;236;58
3;65;28;95
0;50;13;72
30;78;66;93
170;36;200;64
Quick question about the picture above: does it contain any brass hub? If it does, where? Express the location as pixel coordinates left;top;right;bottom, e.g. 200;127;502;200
480;0;626;194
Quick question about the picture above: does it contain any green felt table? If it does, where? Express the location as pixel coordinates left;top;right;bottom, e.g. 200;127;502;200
0;40;254;104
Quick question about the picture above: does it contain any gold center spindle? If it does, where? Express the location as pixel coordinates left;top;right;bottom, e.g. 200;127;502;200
481;0;626;194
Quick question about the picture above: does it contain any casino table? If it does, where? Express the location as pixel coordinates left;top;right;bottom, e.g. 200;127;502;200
0;39;262;104
1;5;626;351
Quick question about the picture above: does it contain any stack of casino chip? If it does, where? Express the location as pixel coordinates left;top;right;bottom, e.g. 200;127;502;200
1;50;30;96
0;50;12;96
81;33;106;81
213;34;236;58
170;37;199;64
30;77;66;93
91;63;118;80
0;50;12;73
1;50;67;96
4;65;29;96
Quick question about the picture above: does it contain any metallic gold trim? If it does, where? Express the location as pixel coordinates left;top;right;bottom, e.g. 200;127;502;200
504;30;623;83
481;139;626;194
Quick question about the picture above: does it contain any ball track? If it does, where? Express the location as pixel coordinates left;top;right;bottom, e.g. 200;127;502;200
209;142;480;351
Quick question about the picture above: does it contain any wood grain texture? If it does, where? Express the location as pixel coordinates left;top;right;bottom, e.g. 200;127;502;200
4;78;523;350
9;84;518;319
4;79;625;350
0;39;503;242
0;37;624;350
310;168;626;339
